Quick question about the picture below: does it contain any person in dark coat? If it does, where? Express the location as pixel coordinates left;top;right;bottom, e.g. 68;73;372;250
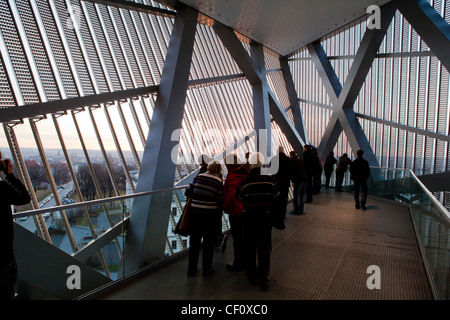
335;153;352;192
223;154;248;272
0;154;31;300
302;145;316;202
272;146;294;219
311;147;323;195
324;151;337;188
290;151;307;215
236;152;279;291
198;154;212;174
350;150;371;210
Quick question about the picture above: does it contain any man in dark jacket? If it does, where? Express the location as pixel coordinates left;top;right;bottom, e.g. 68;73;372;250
236;152;279;291
0;154;31;299
324;151;337;188
311;147;323;195
350;150;371;210
272;146;294;219
335;153;351;192
302;145;317;202
290;151;307;215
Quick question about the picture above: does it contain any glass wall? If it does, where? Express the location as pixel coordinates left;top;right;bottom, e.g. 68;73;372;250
0;0;290;258
0;0;449;300
288;1;450;211
13;185;199;298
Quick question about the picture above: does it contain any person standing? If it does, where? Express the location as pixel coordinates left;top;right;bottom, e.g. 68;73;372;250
324;151;337;188
302;145;315;202
311;147;323;195
289;151;307;215
0;153;31;300
185;160;224;277
223;154;248;272
243;151;251;172
350;150;371;210
198;154;212;174
272;146;294;219
335;153;351;192
236;152;279;291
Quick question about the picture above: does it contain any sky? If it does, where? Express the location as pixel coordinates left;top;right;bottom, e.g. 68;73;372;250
0;100;150;154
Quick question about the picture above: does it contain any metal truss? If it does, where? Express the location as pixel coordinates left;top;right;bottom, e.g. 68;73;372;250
122;5;198;272
291;0;449;207
213;21;306;155
0;0;448;290
307;2;396;165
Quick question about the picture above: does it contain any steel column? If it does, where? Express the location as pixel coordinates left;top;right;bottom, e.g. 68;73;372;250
214;22;305;156
122;6;198;273
250;42;272;156
280;56;308;145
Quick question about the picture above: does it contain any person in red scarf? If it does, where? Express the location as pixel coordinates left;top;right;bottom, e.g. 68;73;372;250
223;154;248;272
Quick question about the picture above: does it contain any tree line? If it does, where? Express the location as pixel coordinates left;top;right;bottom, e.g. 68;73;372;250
25;160;129;201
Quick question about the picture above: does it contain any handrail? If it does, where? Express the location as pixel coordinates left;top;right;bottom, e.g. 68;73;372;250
370;165;408;171
13;184;189;219
368;166;450;222
408;169;450;223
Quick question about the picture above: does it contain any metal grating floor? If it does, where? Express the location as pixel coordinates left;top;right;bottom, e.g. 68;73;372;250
98;189;433;300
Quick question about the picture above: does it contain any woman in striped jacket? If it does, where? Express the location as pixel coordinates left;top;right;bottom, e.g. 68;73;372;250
185;160;224;277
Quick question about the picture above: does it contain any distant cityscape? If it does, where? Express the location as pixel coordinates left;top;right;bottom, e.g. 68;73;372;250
7;147;190;279
0;147;142;166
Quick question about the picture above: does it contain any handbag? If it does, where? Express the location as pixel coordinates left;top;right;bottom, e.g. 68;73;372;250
175;197;191;236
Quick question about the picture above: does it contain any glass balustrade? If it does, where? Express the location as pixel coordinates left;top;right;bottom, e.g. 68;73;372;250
11;167;449;300
342;167;450;300
11;185;232;299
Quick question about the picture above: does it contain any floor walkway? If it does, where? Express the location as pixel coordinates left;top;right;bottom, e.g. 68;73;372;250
98;189;433;300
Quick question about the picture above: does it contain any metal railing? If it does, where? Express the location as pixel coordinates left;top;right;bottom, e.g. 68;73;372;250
12;184;199;299
12;167;449;299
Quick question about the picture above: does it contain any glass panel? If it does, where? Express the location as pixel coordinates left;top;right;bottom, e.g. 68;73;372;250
12;184;231;299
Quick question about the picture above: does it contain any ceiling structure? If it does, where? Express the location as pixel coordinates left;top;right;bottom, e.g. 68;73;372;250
178;0;392;56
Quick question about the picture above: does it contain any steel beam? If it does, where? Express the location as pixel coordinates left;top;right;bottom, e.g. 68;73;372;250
339;2;398;109
82;0;176;19
0;85;158;122
14;223;111;299
307;2;396;165
316;113;342;159
307;41;342;105
268;90;305;154
213;22;261;86
122;6;198;273
214;22;305;155
396;0;450;72
250;43;272;155
280;56;308;145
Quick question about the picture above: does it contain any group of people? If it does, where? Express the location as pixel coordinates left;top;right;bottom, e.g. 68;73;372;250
185;152;280;291
0;145;370;299
273;145;321;216
324;150;371;210
184;146;371;292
